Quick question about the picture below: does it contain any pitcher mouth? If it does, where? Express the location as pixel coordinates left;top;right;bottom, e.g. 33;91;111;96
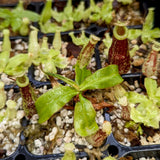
113;25;128;40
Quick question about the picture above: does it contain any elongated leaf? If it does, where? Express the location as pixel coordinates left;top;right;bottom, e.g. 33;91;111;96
80;65;123;91
36;86;79;123
12;8;40;22
46;72;79;90
75;65;91;85
74;94;99;137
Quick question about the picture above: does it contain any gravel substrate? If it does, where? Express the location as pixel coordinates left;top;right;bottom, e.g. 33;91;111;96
0;89;24;157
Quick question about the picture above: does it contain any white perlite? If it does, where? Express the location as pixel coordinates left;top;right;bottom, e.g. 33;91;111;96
45;127;58;141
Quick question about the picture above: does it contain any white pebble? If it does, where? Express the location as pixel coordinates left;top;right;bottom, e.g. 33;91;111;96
34;70;40;76
53;148;61;154
60;109;68;117
66;118;73;124
56;116;62;126
30;114;39;124
15;44;24;51
98;116;104;125
67;110;72;116
15;39;22;44
88;145;93;149
34;139;42;148
134;80;139;88
59;145;65;152
16;110;25;119
48;127;58;141
65;130;72;137
135;88;142;93
124;128;129;133
63;136;71;143
0;133;4;139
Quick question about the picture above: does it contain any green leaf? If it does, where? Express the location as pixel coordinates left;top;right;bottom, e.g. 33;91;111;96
4;54;32;77
39;0;52;24
39;21;57;33
145;78;157;99
0;19;10;30
11;17;22;32
35;86;79;123
54;54;68;69
156;87;160;97
101;0;113;24
46;73;80;91
64;0;73;18
74;94;99;137
150;28;160;39
80;65;123;91
117;0;132;5
11;11;40;23
103;156;116;160
42;60;57;73
69;31;89;46
62;152;76;160
0;8;12;19
127;91;148;103
130;100;160;128
62;143;76;160
128;29;142;40
127;81;160;129
75;65;91;85
51;10;65;23
73;1;85;22
19;10;40;22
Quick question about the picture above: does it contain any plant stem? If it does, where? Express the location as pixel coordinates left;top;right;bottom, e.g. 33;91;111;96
48;75;60;88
